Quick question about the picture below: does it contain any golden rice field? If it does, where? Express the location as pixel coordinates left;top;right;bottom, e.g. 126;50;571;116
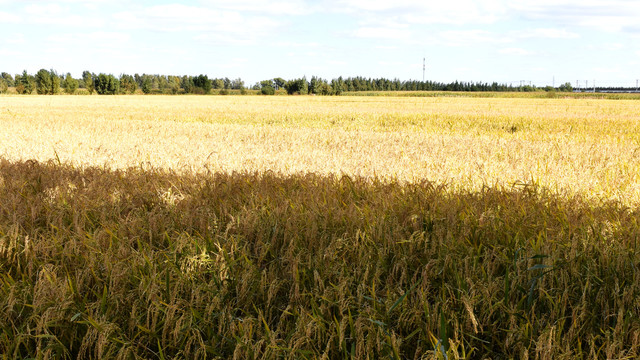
1;94;640;204
2;93;640;359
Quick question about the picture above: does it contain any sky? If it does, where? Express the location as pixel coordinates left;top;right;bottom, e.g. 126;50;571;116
1;0;640;88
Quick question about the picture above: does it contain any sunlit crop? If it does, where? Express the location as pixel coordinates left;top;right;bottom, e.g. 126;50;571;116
2;94;640;204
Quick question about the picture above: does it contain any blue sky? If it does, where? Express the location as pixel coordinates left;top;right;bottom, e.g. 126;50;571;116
1;0;639;88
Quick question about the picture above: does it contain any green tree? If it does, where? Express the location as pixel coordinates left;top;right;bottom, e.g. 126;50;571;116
156;75;168;92
108;74;120;94
120;74;137;94
33;68;59;95
50;69;61;94
260;79;274;89
212;78;224;90
35;69;52;94
331;77;345;95
261;85;275;95
17;70;35;94
318;82;332;95
82;71;94;94
168;76;181;94
134;74;143;88
308;76;331;95
181;76;193;93
1;72;14;87
0;78;7;94
284;77;308;95
14;73;23;93
193;74;212;93
309;76;320;94
558;82;573;92
94;73;120;95
230;78;244;90
140;75;152;94
63;73;78;94
273;77;286;90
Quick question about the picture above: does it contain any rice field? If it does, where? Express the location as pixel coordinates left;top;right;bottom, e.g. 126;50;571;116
1;93;640;359
2;94;640;205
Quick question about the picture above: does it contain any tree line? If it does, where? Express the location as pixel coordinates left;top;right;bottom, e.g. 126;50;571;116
0;70;248;95
0;69;575;95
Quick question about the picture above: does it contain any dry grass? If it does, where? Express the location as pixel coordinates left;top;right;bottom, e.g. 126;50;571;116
2;94;640;204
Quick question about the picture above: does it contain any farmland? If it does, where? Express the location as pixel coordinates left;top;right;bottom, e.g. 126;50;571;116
1;94;640;358
2;95;640;205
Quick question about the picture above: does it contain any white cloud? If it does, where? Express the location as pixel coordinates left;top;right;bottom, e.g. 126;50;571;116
42;15;105;28
210;57;249;69
353;26;411;40
330;0;507;25
113;4;279;44
604;43;625;50
0;11;22;23
47;32;131;44
199;0;311;15
514;28;579;39
452;67;472;76
0;49;22;57
5;33;25;44
591;66;622;74
329;0;640;33
508;0;640;32
44;0;121;3
499;47;534;56
273;41;320;48
438;30;511;46
113;4;224;32
350;16;412;40
194;33;251;45
331;0;401;12
24;3;64;15
22;2;105;28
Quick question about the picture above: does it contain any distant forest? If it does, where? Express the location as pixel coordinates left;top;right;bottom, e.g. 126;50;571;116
0;69;578;95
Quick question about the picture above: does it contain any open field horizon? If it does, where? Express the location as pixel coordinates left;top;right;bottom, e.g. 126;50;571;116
2;94;640;205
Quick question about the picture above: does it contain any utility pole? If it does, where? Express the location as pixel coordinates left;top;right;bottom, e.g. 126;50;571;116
636;79;638;92
423;58;425;82
593;79;596;93
553;76;555;88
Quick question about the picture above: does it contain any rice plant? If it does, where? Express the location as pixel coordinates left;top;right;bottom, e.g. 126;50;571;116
1;159;639;358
